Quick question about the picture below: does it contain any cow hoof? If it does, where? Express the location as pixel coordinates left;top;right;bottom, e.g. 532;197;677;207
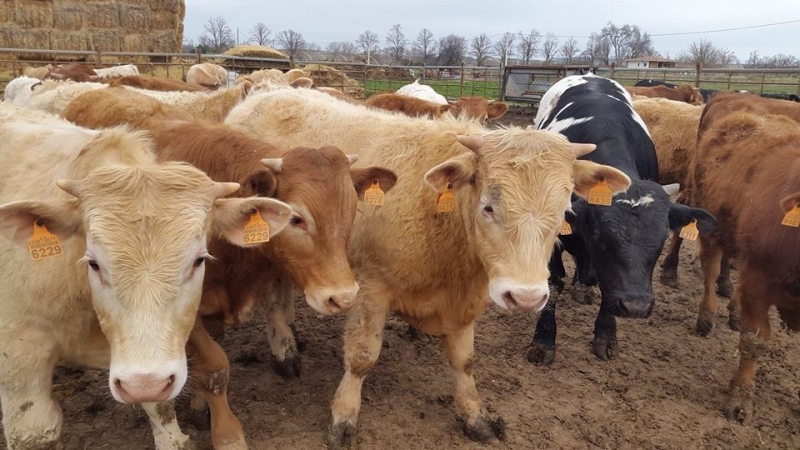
717;281;734;299
660;270;678;288
696;312;716;337
272;353;302;379
591;337;619;361
327;421;358;450
571;285;595;305
724;386;752;424
290;324;307;352
463;413;504;443
526;342;555;366
404;325;425;341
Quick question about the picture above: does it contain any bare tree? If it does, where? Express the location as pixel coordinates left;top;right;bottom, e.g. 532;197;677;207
541;33;558;64
249;22;271;46
199;16;234;53
746;50;760;68
385;24;407;64
559;37;579;63
628;26;656;58
492;32;516;66
766;53;799;68
276;29;306;58
413;28;437;64
470;33;492;66
436;34;467;66
683;39;719;67
356;30;380;64
601;22;634;62
584;32;611;65
517;29;541;64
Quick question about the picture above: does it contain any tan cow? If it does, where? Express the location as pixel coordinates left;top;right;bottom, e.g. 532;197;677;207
128;82;253;123
186;63;228;89
225;87;631;447
21;64;52;80
0;105;292;450
626;84;704;105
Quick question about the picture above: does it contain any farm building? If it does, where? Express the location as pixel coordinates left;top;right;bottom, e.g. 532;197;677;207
625;55;678;69
0;0;185;58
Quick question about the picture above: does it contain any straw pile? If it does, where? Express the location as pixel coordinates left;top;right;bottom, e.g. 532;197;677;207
1;0;185;60
366;67;414;81
300;64;365;99
224;45;289;60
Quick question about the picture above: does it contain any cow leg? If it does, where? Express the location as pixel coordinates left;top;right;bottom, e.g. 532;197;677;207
696;236;723;337
562;234;597;305
591;307;619;361
186;318;247;450
0;331;61;450
141;402;191;450
716;255;735;299
725;275;771;423
264;277;301;379
328;292;391;450
660;233;683;288
444;324;503;443
527;248;564;366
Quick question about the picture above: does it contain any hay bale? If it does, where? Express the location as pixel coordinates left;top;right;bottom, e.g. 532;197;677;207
86;3;120;29
53;5;83;31
301;64;365;99
224;45;289;60
15;0;53;28
0;27;16;49
119;4;151;30
49;31;88;56
89;30;121;52
0;2;15;25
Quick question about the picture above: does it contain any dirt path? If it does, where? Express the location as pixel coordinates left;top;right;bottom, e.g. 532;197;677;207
2;109;798;450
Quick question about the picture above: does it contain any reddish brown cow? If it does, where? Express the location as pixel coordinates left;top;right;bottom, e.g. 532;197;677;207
47;63;98;82
626;84;704;105
688;98;800;422
105;75;210;92
62;86;398;449
365;93;455;118
63;86;198;128
451;96;509;122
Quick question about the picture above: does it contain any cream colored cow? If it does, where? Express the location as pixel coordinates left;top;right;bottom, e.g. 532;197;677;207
0;106;292;450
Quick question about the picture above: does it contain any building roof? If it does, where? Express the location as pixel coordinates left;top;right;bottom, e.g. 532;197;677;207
625;56;676;63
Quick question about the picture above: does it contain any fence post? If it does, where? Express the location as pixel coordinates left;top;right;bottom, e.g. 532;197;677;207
459;63;465;98
499;65;506;101
636;68;640;83
95;50;102;65
421;63;426;82
759;70;766;95
610;62;616;79
796;69;800;95
195;49;202;64
694;63;701;88
289;55;295;69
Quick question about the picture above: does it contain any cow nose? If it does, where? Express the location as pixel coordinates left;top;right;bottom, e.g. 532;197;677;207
307;283;360;315
616;298;654;319
502;286;550;311
113;373;176;404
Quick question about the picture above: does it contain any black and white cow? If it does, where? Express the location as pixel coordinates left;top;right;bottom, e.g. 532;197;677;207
528;74;717;364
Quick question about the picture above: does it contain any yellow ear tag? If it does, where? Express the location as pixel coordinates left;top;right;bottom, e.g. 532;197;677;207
782;204;800;227
242;209;270;245
363;179;385;206
437;183;456;213
679;219;699;241
559;219;572;235
28;220;63;261
588;177;613;206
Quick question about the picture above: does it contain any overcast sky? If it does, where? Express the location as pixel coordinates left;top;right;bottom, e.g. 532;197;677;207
183;0;800;60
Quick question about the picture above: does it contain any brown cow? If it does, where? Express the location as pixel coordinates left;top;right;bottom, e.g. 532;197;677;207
451;96;509;123
62;86;398;449
224;87;632;447
661;92;800;297
688;101;800;422
626;84;704;105
63;86;197;128
105;75;210;92
365;93;455;118
47;63;98;82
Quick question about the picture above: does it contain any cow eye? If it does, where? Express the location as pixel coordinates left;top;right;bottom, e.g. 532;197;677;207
483;205;494;214
193;256;205;268
290;215;305;227
88;260;100;271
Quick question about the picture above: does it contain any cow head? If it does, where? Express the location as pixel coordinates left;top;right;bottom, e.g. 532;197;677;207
242;146;397;315
424;130;630;312
566;180;716;318
679;84;704;105
0;162;292;404
451;97;509;123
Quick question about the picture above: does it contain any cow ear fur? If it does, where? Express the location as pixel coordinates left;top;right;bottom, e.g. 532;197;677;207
779;192;800;213
350;167;398;200
0;199;83;247
487;102;509;119
668;203;717;235
423;152;477;192
572;160;631;199
240;169;278;198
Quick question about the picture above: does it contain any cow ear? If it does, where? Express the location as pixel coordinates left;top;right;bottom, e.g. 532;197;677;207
351;167;398;200
424;152;477;192
668;203;717;235
779;192;800;214
572;160;631;199
438;104;454;115
487;101;509;119
289;77;314;89
0;199;83;247
211;197;291;246
240;169;277;198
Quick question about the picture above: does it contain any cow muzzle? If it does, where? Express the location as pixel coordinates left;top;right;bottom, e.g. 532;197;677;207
305;282;360;315
607;296;654;319
110;360;185;404
489;279;550;312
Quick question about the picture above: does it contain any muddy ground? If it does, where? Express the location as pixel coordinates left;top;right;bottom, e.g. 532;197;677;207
2;107;799;449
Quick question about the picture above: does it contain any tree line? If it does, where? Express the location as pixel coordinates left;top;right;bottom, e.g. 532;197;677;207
188;17;799;69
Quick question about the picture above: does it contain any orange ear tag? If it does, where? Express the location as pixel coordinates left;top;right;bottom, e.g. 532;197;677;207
679;219;699;241
437;183;456;213
559;219;572;235
28;220;63;261
782;204;800;227
242;209;270;245
363;179;385;206
588;177;613;206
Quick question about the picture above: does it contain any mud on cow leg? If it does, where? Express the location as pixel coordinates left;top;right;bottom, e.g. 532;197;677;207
716;256;734;299
696;236;723;337
142;402;191;450
592;308;619;361
264;278;301;379
445;324;504;443
186;318;247;450
660;233;682;288
328;295;390;450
